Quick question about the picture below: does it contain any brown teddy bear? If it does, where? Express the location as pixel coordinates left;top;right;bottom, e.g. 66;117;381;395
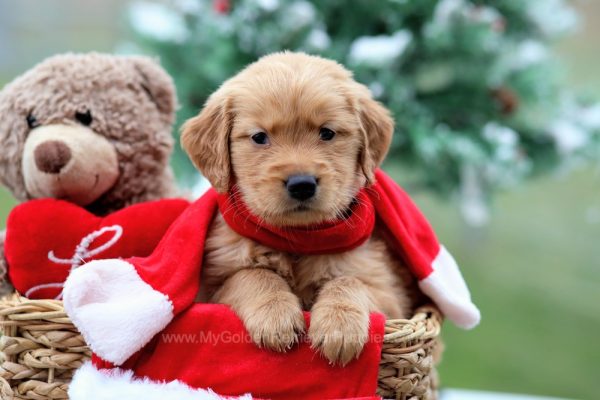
0;53;184;297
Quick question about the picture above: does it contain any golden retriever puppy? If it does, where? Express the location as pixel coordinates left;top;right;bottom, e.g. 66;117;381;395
182;52;419;365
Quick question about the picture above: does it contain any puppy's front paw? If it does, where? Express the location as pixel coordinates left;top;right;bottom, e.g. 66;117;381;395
243;294;305;352
308;304;370;366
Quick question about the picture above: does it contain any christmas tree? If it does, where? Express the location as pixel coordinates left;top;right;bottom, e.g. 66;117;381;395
126;0;600;223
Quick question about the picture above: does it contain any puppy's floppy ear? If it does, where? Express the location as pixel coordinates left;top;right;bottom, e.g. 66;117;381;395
181;92;232;193
356;88;394;184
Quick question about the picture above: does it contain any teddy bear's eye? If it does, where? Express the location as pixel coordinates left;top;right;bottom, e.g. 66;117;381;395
26;113;40;129
75;110;93;126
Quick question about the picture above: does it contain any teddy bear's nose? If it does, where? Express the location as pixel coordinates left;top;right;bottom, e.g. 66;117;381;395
34;140;72;174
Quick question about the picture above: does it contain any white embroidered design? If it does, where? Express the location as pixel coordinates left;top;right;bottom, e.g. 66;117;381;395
25;225;124;299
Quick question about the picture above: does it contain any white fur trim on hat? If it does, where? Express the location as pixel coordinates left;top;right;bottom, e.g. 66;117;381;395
63;259;174;365
69;362;252;400
419;245;481;329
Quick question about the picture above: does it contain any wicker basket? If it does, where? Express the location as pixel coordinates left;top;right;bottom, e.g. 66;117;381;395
0;293;442;400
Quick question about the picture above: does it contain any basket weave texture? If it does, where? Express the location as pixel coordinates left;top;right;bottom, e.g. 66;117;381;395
0;293;442;400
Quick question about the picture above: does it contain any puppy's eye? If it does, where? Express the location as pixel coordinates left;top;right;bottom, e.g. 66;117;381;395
319;127;336;141
26;113;40;129
251;132;270;146
75;110;93;126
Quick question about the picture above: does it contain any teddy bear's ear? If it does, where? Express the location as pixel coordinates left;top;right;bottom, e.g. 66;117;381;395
0;85;29;202
129;56;177;117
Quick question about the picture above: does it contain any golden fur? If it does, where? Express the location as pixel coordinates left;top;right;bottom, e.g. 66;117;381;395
182;52;420;365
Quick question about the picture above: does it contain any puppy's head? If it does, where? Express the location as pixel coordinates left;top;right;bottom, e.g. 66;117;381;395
182;52;393;226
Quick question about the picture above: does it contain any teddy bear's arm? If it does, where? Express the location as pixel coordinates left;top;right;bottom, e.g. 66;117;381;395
0;229;13;297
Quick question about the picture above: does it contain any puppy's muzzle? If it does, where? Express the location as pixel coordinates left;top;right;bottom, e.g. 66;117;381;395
286;174;317;201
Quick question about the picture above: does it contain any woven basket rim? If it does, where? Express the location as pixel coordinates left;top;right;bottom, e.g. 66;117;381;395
0;294;443;340
0;293;443;400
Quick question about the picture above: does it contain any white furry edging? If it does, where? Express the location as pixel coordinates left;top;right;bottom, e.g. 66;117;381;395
63;259;174;365
69;362;253;400
419;245;481;329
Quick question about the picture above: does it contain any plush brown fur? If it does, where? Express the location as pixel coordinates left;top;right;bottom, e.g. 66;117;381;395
0;53;178;296
183;52;422;365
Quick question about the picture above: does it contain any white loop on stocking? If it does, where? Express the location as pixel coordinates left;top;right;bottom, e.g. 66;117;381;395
25;225;123;299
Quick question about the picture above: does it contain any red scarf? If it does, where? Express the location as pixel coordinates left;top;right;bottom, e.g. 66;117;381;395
217;170;439;280
217;188;375;255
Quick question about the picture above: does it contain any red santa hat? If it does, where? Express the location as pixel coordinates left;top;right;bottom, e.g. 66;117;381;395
63;169;479;393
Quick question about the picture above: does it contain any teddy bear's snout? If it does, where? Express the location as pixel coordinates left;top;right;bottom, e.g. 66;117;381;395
33;140;72;174
21;123;120;205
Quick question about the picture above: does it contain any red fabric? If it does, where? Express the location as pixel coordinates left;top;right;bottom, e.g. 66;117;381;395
130;190;220;314
4;198;190;299
83;169;443;399
127;305;385;400
369;170;439;280
217;189;375;255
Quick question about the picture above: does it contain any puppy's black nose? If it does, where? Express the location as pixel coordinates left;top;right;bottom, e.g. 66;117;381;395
286;175;317;201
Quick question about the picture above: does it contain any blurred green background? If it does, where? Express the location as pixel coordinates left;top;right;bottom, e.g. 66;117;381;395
0;0;598;399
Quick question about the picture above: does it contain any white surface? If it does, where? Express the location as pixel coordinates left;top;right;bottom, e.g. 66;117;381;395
349;30;412;67
70;362;252;400
441;389;570;400
63;259;174;365
418;246;481;329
